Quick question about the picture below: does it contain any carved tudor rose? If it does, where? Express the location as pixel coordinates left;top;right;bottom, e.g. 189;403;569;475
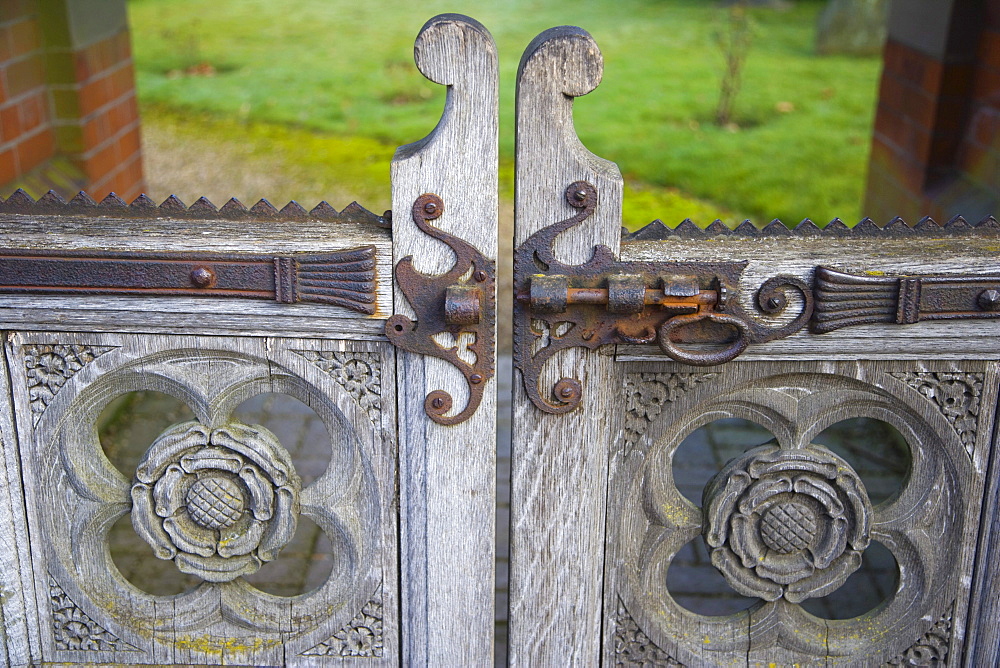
702;442;873;603
131;421;301;582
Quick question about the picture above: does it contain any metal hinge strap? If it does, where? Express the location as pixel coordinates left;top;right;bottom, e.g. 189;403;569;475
0;246;378;313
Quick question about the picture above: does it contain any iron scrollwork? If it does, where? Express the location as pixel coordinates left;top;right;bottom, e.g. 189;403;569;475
385;193;496;425
513;181;812;413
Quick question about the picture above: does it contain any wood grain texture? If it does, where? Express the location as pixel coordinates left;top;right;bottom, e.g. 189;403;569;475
0;215;391;338
390;14;498;666
8;331;397;665
965;362;1000;666
508;25;623;666
0;334;39;667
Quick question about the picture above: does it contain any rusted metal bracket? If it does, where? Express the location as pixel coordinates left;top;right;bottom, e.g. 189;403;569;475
385;193;496;426
514;181;812;414
813;266;1000;333
0;246;377;313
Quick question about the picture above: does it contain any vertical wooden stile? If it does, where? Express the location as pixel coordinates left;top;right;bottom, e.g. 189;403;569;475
390;14;499;666
508;26;624;665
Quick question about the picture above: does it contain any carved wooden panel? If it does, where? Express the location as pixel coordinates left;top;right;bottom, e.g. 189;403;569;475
604;360;998;666
8;331;398;665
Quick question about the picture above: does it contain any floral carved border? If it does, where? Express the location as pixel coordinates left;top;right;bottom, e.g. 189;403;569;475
49;575;137;652
886;601;954;666
302;583;384;658
891;372;983;461
623;372;718;455
293;350;381;424
614;598;684;667
25;344;115;421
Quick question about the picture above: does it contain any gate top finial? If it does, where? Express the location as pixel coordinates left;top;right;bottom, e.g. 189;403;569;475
515;25;622;264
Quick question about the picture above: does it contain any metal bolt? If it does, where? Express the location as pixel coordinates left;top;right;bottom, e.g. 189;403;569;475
559;386;574;398
423;202;438;215
978;288;1000;311
474;270;487;282
470;374;483;384
431;397;445;409
573;190;588;202
190;267;214;287
767;296;784;310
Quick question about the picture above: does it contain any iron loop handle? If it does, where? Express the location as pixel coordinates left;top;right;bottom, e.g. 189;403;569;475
657;311;751;366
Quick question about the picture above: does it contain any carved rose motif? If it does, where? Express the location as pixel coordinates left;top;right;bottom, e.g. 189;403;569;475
131;421;301;582
702;442;872;603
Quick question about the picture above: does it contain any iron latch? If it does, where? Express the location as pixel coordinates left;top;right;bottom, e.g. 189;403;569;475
513;181;812;413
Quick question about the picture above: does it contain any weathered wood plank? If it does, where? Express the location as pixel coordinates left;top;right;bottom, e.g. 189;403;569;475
508;25;623;666
390;14;498;666
0;332;40;667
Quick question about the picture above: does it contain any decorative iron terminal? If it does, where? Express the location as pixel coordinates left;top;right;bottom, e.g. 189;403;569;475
385;193;496;426
513;181;812;414
813;266;1000;333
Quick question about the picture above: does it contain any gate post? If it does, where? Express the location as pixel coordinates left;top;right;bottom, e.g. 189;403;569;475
390;14;499;666
508;26;623;665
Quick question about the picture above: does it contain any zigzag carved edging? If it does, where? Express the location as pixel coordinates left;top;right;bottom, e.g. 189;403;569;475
0;188;390;227
624;215;1000;241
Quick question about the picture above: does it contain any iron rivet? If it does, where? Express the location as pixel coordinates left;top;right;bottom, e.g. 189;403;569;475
470;374;483;384
978;288;1000;311
474;270;487;282
573;190;588;202
190;267;214;287
431;397;445;409
559;386;574;398
424;202;438;215
582;330;594;341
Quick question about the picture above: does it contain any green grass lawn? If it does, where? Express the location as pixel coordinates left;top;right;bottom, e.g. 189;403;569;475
128;0;882;227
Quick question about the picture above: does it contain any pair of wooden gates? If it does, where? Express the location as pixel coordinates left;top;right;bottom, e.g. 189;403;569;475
1;13;999;667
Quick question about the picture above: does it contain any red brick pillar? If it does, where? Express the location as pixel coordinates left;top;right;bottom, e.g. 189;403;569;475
40;0;143;201
0;0;56;187
864;0;991;222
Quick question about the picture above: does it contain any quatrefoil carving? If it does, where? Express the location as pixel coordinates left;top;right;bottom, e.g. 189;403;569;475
131;421;302;582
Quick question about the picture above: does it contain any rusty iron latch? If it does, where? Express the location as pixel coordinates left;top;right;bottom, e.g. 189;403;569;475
514;181;812;414
385;193;496;426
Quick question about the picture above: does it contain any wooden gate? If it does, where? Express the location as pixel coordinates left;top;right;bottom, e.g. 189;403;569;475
2;11;1000;668
507;26;1000;668
0;14;498;667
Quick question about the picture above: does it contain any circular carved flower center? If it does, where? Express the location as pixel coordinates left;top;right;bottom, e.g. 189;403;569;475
759;501;817;554
186;476;245;529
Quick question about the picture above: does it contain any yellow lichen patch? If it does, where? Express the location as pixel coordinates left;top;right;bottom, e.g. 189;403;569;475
170;634;281;655
864;270;885;276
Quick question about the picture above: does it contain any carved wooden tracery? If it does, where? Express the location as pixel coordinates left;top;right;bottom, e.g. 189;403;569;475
609;364;988;666
15;333;394;664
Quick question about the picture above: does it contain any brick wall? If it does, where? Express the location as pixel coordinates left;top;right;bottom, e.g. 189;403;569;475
865;0;1000;223
0;0;143;201
0;0;56;188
